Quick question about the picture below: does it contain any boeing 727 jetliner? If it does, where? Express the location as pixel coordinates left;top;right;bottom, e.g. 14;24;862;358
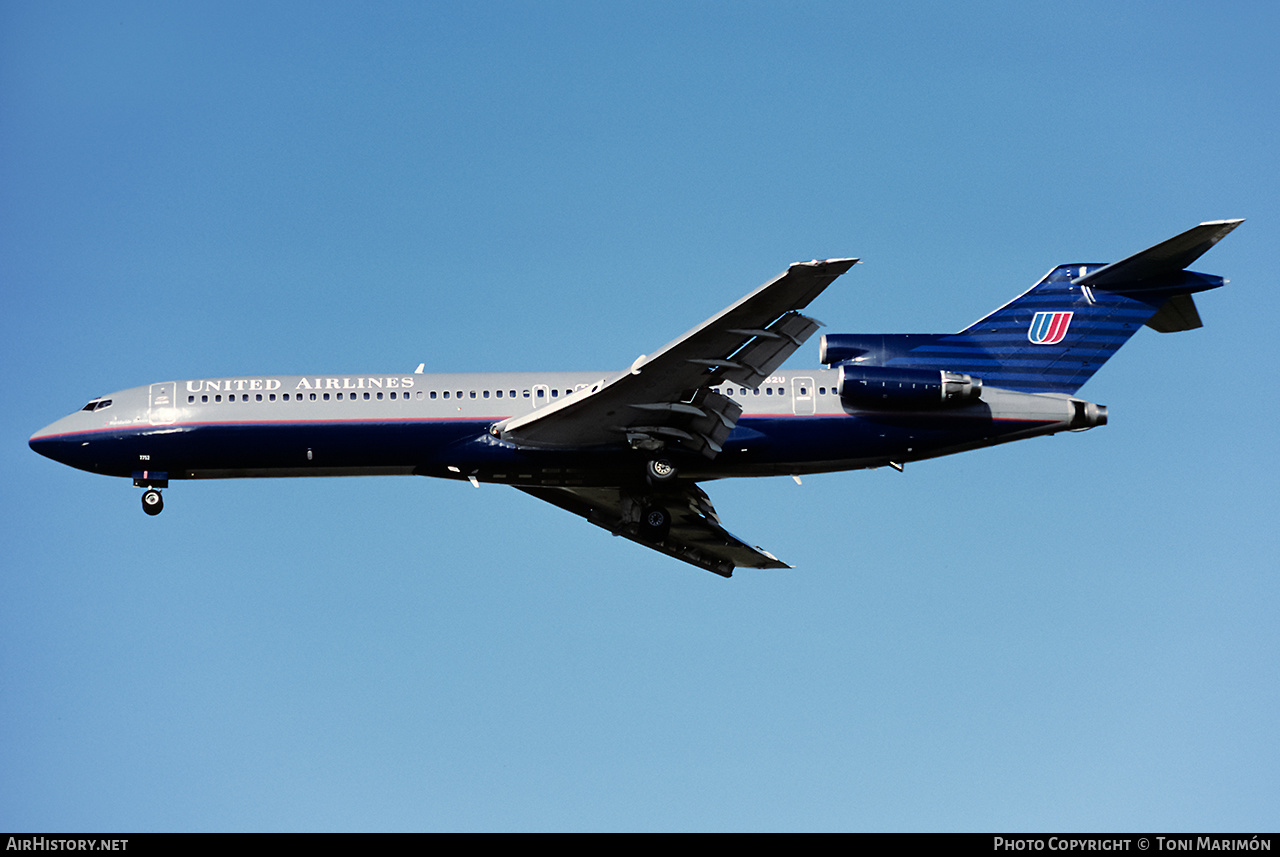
30;221;1241;576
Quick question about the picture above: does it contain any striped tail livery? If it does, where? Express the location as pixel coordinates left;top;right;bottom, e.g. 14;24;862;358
819;219;1242;395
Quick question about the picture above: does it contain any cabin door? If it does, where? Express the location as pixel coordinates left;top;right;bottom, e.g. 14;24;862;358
791;377;816;415
149;382;178;425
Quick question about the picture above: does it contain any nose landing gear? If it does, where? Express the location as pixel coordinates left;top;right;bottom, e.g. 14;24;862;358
133;471;168;516
141;489;164;516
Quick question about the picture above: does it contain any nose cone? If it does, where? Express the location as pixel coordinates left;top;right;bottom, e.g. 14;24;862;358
29;414;91;468
30;420;69;463
29;430;51;459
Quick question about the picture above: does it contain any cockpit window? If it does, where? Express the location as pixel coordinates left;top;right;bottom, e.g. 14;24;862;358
81;399;112;411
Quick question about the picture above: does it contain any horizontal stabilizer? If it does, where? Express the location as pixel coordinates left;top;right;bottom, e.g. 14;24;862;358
1074;219;1242;289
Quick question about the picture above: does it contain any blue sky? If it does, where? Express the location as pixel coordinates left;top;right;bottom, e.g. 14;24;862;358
3;1;1277;832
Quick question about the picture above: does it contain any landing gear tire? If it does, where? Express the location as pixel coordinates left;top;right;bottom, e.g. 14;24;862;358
645;458;677;485
639;505;671;542
141;489;164;516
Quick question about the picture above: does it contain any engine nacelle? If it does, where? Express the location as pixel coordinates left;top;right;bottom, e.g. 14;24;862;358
838;365;982;409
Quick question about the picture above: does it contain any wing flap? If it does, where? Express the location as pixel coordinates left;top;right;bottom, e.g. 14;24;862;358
619;389;742;458
714;310;824;388
516;484;790;577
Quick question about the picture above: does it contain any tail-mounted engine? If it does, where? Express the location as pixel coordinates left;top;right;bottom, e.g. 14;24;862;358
838;364;982;410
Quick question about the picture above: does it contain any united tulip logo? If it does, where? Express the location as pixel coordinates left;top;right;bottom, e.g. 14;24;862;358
1028;311;1073;345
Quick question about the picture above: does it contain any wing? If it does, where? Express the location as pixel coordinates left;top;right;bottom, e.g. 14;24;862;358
492;258;858;457
516;483;789;577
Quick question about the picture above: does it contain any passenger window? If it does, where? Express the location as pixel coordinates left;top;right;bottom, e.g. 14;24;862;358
377;392;383;400
310;393;317;401
202;395;208;403
257;394;264;401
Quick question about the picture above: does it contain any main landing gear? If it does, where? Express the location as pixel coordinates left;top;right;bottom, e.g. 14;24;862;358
141;489;164;516
639;505;671;542
636;458;677;543
645;458;677;486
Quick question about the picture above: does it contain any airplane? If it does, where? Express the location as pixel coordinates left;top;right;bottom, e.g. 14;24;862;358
30;220;1241;577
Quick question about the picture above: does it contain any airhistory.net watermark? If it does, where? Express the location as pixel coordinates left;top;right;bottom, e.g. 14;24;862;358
5;839;128;851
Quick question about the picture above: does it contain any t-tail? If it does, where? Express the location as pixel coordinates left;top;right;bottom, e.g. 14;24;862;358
819;219;1243;395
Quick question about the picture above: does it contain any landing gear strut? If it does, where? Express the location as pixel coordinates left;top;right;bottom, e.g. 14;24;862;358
141;489;164;516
